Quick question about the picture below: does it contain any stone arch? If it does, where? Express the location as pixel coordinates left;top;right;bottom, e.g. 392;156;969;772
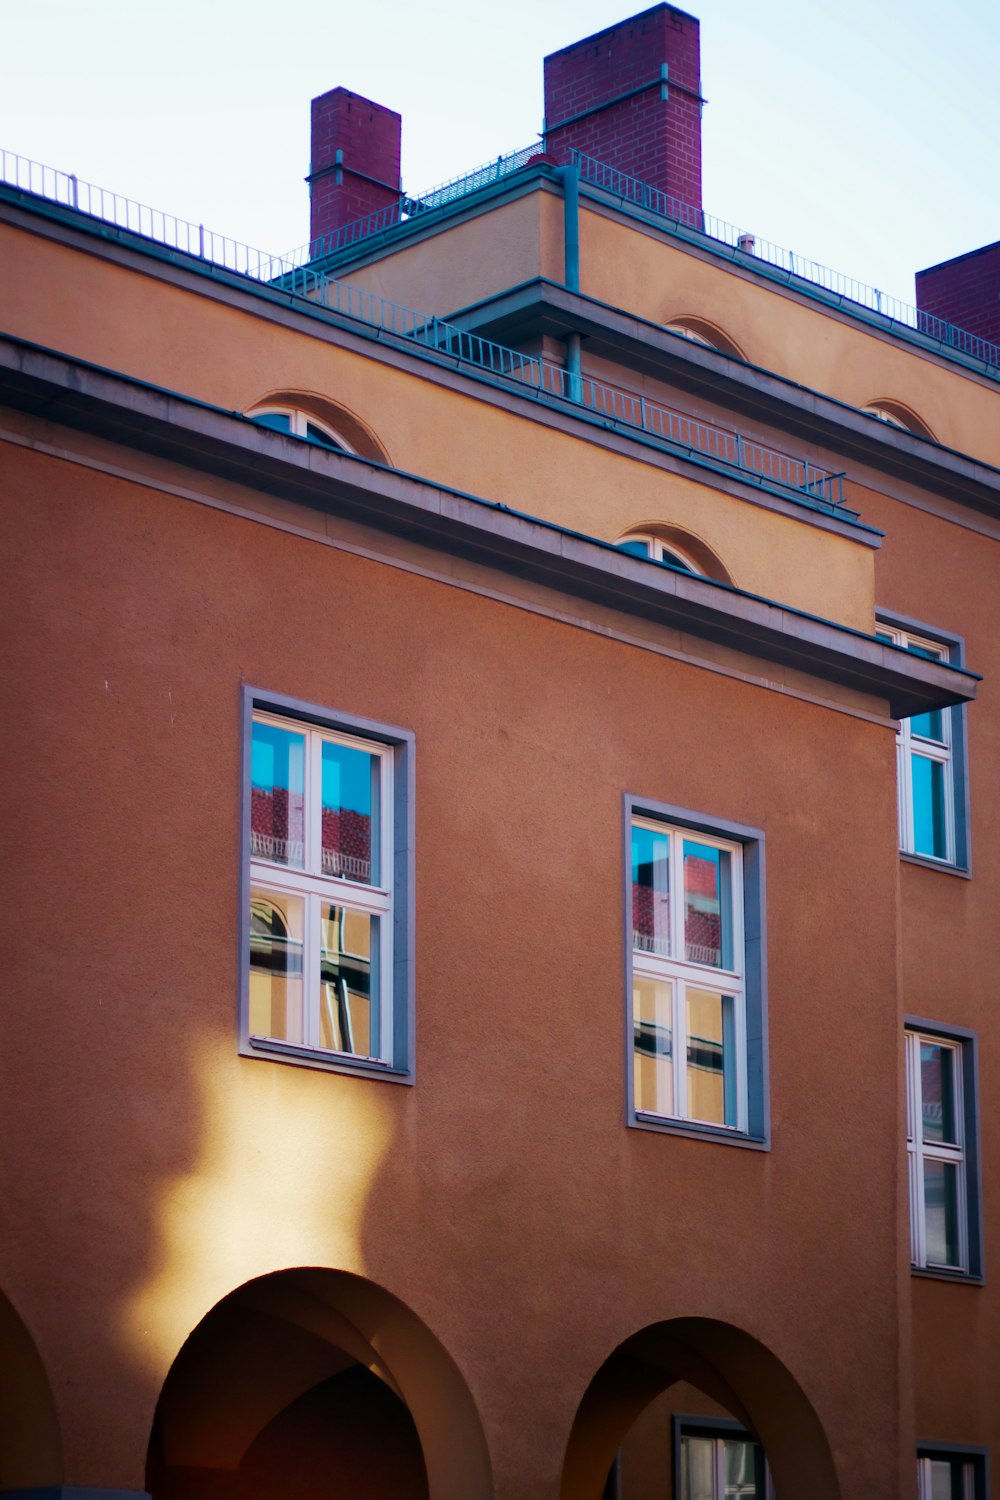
863;398;937;442
247;389;392;465
146;1266;492;1500
0;1288;62;1488
561;1317;839;1500
617;523;734;586
665;317;747;361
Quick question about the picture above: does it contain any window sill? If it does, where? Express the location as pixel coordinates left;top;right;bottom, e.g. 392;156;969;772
631;1112;769;1151
900;852;970;879
241;1035;413;1084
911;1265;983;1287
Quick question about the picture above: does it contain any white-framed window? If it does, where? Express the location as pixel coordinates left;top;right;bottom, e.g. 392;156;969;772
917;1448;987;1500
241;694;414;1079
628;801;767;1143
905;1024;981;1277
249;406;353;452
677;1420;773;1500
876;621;967;868
617;533;701;574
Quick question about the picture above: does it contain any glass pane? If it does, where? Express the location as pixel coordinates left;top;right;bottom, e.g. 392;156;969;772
251;720;306;868
322;739;378;884
659;546;695;573
248;888;305;1044
680;1436;714;1500
686;988;735;1127
633;977;673;1115
927;1458;957;1500
920;1043;957;1144
306;420;343;451
319;907;377;1058
724;1438;758;1498
632;824;671;956
252;411;292;433
906;642;946;740
911;754;947;859
684;840;732;968
923;1158;961;1267
618;539;651;558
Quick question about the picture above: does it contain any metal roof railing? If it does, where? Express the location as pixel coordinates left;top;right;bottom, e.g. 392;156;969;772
570;150;1000;373
0;143;849;509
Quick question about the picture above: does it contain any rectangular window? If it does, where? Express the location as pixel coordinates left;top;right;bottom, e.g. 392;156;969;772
905;1024;982;1278
675;1419;773;1500
916;1447;988;1500
241;694;413;1079
628;800;767;1145
875;620;968;870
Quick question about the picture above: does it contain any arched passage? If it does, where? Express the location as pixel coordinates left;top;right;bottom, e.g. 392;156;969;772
561;1318;839;1500
146;1268;492;1500
0;1288;62;1489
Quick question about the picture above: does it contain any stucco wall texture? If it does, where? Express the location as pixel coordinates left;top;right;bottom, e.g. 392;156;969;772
0;433;909;1497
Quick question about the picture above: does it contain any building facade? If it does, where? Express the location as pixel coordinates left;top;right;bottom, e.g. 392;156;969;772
0;7;997;1498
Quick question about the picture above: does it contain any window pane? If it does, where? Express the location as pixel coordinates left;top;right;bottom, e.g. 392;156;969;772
633;977;673;1115
920;1042;957;1144
251;721;306;867
906;642;946;740
248;889;305;1044
618;539;652;558
680;1436;714;1500
923;1158;961;1267
911;754;947;859
322;740;379;884
927;1458;958;1500
319;906;377;1058
724;1438;758;1498
632;825;671;956
252;411;292;433
659;546;695;573
306;421;343;451
684;840;732;968
686;988;735;1127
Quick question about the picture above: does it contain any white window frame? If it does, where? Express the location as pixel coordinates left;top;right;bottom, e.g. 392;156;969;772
876;621;961;867
905;1026;983;1284
248;405;355;453
676;1419;774;1500
241;693;414;1080
630;814;749;1135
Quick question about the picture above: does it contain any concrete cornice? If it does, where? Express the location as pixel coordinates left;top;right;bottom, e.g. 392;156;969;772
0;332;977;719
448;278;1000;522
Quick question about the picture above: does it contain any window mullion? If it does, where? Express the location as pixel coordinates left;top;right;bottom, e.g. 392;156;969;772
674;978;686;1120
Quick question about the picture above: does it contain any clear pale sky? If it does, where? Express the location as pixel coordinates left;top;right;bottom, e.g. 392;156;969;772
2;0;997;307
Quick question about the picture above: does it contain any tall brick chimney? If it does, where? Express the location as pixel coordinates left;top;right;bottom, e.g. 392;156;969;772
915;241;1000;349
308;88;402;252
543;4;703;212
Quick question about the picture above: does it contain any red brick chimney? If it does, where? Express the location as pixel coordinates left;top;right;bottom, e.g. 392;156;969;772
309;88;402;251
915;241;1000;349
543;4;703;211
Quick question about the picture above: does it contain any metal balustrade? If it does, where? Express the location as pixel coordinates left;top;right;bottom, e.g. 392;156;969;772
1;143;847;507
570;150;1000;372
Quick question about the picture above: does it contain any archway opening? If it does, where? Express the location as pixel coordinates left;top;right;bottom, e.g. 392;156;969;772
146;1268;491;1500
562;1318;838;1500
0;1288;62;1489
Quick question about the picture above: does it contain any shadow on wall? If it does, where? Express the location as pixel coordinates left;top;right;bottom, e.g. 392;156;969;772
0;1290;62;1489
561;1317;841;1500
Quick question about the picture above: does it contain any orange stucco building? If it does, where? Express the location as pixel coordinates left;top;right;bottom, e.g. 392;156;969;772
1;8;997;1499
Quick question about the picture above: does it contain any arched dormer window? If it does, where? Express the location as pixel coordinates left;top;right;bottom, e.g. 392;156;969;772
615;527;733;585
863;401;935;442
249;406;353;453
665;318;746;362
246;392;391;465
617;533;702;574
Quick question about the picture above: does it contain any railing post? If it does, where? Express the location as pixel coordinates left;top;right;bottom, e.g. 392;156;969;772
198;223;205;259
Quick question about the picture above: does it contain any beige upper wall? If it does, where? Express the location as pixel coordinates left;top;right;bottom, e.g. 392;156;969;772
0;217;874;630
579;206;1000;467
317;189;563;317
